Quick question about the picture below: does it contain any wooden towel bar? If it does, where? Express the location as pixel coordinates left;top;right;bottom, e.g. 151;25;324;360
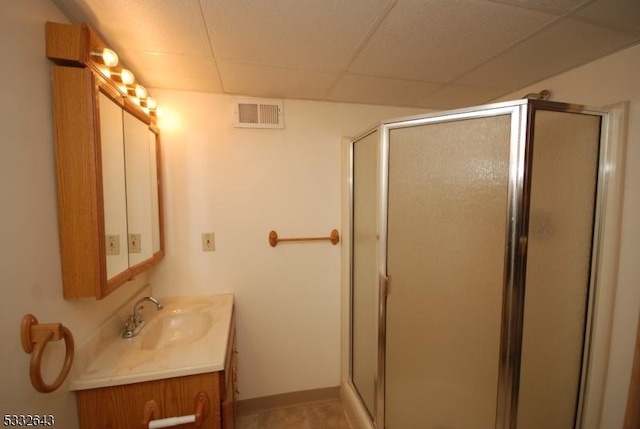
269;229;340;247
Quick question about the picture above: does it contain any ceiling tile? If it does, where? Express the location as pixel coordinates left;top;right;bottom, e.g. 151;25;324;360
121;50;223;93
218;62;339;100
70;0;212;56
487;0;589;14
200;0;395;71
458;17;639;89
326;74;441;106
349;0;557;82
576;0;640;36
414;84;510;110
51;0;640;108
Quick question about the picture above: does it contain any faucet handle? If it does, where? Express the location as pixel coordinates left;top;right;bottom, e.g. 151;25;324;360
125;315;135;327
122;316;136;338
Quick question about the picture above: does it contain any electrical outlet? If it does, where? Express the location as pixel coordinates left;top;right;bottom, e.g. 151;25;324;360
106;234;120;255
128;233;141;253
202;233;215;252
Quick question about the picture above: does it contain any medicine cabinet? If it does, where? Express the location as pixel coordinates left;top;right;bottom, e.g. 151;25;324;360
46;22;164;299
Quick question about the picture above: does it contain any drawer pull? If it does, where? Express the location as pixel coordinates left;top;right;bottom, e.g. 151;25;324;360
149;415;195;428
142;391;210;429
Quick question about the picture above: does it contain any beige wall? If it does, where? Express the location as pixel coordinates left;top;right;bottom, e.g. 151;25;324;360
501;44;640;428
3;0;639;426
148;89;424;399
0;0;151;427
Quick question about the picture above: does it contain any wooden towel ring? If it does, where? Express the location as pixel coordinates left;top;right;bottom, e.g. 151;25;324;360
21;314;74;393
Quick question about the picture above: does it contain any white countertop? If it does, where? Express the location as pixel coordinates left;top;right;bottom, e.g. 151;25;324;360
69;294;234;391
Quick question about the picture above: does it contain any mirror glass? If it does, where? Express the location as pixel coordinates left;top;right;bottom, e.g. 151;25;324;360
123;110;155;266
149;129;161;254
99;91;128;279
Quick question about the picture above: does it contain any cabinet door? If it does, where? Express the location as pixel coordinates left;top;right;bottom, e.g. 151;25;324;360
76;373;223;429
222;349;238;428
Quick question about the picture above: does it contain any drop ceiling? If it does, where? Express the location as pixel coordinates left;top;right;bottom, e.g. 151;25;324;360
52;0;640;109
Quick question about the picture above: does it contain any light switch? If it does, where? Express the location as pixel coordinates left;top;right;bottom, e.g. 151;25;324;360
106;234;120;255
128;233;141;253
202;233;215;251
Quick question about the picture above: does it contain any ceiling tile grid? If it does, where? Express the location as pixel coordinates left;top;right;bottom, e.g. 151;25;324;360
122;49;223;93
51;0;640;109
82;0;211;56
217;61;340;100
325;74;442;106
200;0;396;72
576;0;640;36
347;0;559;83
457;16;640;90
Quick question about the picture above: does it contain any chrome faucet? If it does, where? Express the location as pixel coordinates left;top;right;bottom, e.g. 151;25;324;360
122;296;164;338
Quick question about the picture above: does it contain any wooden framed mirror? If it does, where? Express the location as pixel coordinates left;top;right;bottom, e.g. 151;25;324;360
47;22;164;299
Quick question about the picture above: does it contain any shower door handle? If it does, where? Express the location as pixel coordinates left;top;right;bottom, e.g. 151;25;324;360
380;274;391;297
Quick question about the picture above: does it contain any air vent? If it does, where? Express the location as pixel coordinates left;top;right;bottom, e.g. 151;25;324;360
233;97;284;129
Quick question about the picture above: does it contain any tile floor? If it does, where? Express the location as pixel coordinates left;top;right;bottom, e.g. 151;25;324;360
236;400;352;429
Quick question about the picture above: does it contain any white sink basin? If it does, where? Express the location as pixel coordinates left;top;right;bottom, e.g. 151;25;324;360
70;294;235;391
138;310;213;350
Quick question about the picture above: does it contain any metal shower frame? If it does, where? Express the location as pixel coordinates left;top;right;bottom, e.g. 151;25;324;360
348;98;612;429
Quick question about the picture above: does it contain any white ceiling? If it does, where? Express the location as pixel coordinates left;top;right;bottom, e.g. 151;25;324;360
52;0;640;109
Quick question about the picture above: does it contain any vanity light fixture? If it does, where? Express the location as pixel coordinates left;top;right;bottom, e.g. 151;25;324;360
94;47;159;116
47;22;161;123
113;68;158;115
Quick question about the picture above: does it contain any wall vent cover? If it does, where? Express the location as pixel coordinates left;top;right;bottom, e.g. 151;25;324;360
233;97;284;129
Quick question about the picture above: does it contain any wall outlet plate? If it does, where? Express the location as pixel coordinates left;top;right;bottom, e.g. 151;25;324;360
202;233;215;251
128;233;141;253
106;234;120;255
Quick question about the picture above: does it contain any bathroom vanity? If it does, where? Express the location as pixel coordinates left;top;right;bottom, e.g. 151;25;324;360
70;295;237;429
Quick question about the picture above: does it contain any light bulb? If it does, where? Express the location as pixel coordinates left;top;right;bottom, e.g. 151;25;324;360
145;97;157;110
112;68;135;85
135;84;147;100
101;48;119;67
120;69;135;85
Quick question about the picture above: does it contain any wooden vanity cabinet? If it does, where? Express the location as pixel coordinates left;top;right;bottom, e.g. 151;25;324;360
75;311;237;429
222;310;238;428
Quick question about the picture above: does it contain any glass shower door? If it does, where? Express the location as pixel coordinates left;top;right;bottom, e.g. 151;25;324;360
352;130;380;418
516;110;601;429
384;114;513;428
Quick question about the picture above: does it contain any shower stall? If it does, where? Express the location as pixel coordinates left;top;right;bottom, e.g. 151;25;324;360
347;98;622;429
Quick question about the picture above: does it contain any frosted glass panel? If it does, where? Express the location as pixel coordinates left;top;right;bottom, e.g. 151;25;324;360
385;115;511;428
351;130;379;417
516;111;601;429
